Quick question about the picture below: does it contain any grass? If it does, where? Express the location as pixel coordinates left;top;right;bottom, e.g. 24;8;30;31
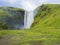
0;4;60;45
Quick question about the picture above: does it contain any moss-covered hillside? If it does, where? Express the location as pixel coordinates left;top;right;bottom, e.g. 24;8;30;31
0;7;25;29
0;4;60;45
32;4;60;28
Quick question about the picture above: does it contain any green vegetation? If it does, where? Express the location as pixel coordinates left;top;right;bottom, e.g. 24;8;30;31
0;4;60;45
0;7;25;29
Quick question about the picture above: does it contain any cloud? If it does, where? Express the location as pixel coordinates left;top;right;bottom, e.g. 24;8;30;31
0;0;60;11
46;0;60;4
15;0;47;11
0;0;47;10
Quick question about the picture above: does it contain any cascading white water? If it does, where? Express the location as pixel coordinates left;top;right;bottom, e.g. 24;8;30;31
24;11;34;29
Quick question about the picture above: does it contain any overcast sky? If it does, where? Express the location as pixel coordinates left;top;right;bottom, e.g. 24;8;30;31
0;0;60;11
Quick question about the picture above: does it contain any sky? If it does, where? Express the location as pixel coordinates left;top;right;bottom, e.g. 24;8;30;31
0;0;60;11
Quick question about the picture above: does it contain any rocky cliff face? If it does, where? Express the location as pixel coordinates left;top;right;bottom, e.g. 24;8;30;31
0;7;25;30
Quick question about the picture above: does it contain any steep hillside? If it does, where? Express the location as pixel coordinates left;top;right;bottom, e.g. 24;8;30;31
32;4;60;29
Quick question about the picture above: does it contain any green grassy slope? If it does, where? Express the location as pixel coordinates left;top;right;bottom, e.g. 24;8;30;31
0;4;60;45
32;4;60;29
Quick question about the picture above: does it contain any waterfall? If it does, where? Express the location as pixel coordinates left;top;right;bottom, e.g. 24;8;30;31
24;11;34;29
24;5;41;29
